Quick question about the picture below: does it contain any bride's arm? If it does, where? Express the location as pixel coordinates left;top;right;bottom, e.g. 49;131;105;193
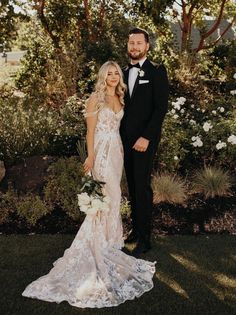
84;93;98;174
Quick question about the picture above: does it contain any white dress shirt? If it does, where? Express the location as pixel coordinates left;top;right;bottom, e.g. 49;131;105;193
128;57;147;96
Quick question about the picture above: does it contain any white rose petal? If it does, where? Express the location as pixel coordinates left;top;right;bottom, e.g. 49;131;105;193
91;198;103;210
78;192;90;206
80;204;89;213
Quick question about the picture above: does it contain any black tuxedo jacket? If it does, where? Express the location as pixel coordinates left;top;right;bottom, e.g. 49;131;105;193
120;59;169;146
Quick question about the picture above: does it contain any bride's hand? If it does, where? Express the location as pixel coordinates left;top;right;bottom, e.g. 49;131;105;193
84;156;94;174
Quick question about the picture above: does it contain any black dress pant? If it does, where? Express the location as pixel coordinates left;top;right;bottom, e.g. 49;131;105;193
123;140;157;243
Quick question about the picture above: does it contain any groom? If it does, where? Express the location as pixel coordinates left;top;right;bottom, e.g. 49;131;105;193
120;27;169;256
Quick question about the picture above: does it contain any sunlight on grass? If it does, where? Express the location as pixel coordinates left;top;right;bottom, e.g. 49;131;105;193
170;253;201;273
156;271;189;299
214;273;236;289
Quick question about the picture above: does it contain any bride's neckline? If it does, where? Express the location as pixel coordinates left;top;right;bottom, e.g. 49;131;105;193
103;106;123;115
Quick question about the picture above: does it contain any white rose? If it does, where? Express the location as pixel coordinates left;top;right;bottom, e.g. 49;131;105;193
78;192;90;206
230;90;236;95
233;73;236;79
91;198;103;210
219;107;225;112
79;204;89;213
171;109;176;114
212;110;217;115
174;156;179;160
173;114;179;119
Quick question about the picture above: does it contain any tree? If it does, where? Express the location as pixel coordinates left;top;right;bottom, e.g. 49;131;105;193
0;0;27;47
136;0;236;54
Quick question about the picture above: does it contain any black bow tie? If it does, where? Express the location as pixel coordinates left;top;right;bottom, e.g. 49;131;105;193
128;63;140;69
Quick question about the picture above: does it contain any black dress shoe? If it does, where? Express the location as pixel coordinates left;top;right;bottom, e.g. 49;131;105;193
124;230;138;244
131;240;152;258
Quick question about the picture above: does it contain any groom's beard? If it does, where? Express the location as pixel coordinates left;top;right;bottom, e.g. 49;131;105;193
128;50;146;60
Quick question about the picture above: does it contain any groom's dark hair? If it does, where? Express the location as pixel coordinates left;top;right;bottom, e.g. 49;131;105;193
128;27;149;43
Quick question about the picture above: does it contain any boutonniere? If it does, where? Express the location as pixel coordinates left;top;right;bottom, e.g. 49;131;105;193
138;69;145;77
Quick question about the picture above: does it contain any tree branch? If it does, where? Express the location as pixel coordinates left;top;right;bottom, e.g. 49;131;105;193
196;0;228;51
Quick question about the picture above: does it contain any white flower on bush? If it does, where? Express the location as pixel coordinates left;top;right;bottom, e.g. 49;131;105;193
173;114;179;119
177;97;186;104
233;73;236;79
203;122;213;132
172;96;186;110
180;109;185;113
227;135;236;145
191;104;195;108
230;90;236;96
216;141;227;150
171;109;176;114
212;110;217;115
189;119;196;125
172;102;181;110
192;136;203;147
174;156;179;160
217;107;225;113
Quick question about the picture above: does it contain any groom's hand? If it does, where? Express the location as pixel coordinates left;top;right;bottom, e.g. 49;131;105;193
132;137;150;152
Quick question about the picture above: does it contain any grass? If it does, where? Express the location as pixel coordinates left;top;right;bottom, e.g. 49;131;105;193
0;235;235;315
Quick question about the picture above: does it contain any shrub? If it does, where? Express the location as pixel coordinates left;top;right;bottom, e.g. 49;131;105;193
120;197;131;220
0;95;58;165
192;166;233;199
0;188;17;224
16;194;50;226
152;173;187;205
44;157;84;221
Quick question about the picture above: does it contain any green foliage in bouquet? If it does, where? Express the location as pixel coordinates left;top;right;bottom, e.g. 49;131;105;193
44;157;84;221
79;176;105;198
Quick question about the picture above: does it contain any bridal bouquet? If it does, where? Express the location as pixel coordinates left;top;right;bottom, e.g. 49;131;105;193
77;176;110;215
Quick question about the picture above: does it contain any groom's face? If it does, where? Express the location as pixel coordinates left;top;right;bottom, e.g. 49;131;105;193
127;33;149;61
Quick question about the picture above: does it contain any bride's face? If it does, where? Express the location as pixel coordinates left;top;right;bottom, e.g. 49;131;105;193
106;66;120;88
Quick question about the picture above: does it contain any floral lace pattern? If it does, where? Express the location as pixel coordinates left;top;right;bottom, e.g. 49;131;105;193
22;106;156;308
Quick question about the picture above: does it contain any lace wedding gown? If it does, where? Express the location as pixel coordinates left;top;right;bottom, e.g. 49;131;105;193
22;106;156;308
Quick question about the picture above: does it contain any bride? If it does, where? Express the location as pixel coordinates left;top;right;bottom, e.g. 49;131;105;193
22;61;156;308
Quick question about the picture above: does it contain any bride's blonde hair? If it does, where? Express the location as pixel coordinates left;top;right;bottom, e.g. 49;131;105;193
88;61;126;110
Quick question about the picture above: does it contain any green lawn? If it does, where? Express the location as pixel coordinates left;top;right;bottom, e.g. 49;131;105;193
0;235;235;315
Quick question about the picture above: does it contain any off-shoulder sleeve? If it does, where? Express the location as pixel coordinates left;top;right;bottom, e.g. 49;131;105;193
83;109;99;118
83;94;99;118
